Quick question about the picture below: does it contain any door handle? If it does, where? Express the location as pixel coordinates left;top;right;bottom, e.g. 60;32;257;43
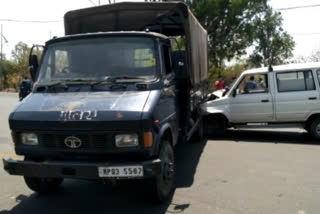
308;97;317;100
261;99;269;103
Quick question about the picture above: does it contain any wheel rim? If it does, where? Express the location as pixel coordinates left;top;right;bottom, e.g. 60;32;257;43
159;144;174;196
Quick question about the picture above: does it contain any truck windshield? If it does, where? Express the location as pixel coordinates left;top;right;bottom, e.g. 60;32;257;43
37;37;159;84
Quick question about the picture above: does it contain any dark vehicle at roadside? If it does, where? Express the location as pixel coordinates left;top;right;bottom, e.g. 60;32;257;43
3;2;208;202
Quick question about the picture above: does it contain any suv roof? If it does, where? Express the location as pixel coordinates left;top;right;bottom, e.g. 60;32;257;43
243;62;320;75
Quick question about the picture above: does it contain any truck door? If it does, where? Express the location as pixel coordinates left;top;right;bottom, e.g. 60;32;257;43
230;73;274;123
275;70;319;122
154;44;179;143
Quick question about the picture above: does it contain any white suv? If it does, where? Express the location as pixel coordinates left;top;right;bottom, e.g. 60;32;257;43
201;63;320;139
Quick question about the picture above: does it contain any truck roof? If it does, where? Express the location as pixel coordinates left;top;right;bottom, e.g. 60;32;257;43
46;31;168;45
243;62;320;75
64;2;190;36
64;1;208;87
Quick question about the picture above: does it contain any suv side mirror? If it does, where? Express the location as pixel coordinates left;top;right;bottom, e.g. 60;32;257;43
232;89;237;97
29;54;38;82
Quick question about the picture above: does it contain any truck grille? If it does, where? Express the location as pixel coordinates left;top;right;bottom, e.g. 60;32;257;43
38;133;113;151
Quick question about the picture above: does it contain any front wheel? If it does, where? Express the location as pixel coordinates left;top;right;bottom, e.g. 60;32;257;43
24;176;63;194
151;140;175;202
204;116;227;137
310;118;320;139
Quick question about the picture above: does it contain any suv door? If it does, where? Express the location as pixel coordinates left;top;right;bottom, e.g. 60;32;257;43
275;70;319;122
230;73;274;123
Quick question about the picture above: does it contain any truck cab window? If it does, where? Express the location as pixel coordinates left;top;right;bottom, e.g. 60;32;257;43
162;45;172;75
134;48;155;68
54;50;70;78
37;37;159;84
236;74;268;95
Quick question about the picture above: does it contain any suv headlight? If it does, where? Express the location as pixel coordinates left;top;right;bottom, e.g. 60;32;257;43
115;134;139;147
21;133;38;145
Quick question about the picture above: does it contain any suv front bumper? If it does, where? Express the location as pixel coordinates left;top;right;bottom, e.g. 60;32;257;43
3;158;161;179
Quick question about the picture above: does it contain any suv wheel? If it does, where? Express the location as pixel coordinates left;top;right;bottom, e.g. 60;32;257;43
24;176;63;194
151;140;175;202
204;116;226;137
310;118;320;139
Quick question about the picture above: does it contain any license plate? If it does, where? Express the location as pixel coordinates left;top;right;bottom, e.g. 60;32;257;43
98;166;143;178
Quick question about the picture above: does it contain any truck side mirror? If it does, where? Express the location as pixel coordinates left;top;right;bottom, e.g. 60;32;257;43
178;61;184;67
29;54;38;82
171;50;187;79
164;73;176;87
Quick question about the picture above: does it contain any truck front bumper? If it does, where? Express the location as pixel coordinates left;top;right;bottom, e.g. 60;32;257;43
2;158;161;180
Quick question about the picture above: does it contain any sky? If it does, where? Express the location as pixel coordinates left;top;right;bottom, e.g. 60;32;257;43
1;0;320;60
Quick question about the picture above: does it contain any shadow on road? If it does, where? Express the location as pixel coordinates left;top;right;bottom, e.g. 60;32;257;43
0;140;207;214
208;129;319;145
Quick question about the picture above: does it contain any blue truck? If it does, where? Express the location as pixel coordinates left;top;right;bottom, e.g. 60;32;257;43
3;2;208;201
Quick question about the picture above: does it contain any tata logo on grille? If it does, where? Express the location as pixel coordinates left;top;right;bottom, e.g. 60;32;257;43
64;136;82;149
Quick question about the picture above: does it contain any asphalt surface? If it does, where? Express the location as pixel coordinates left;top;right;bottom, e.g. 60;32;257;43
0;92;320;214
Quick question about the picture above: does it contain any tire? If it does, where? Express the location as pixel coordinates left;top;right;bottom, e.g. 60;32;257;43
151;140;175;202
310;118;320;139
204;116;226;137
24;177;63;194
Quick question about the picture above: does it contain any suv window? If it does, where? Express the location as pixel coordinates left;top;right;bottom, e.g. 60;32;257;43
277;70;315;92
236;74;268;95
316;69;320;85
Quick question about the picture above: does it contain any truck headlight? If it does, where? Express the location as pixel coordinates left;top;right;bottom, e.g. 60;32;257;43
21;133;38;145
115;134;139;147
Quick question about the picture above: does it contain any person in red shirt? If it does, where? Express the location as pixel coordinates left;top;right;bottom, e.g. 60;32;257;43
215;76;225;90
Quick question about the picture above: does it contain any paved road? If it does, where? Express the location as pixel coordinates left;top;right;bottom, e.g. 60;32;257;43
0;93;18;158
0;93;320;214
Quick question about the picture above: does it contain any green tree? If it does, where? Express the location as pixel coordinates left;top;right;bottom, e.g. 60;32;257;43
2;59;17;89
186;0;268;67
1;42;42;90
11;42;30;78
248;6;295;67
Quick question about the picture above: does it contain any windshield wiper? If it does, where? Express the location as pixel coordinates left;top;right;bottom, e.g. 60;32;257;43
91;76;147;87
90;78;113;87
45;81;68;89
63;79;95;83
48;79;95;88
110;76;147;82
41;79;91;88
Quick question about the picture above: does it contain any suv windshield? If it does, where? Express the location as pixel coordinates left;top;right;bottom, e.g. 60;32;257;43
37;37;159;84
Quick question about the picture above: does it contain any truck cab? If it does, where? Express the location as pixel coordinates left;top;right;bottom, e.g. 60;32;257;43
202;63;320;139
3;2;208;202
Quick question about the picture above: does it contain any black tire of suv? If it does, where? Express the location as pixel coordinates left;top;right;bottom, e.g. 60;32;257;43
310;118;320;139
24;177;63;194
204;116;226;137
150;140;175;202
